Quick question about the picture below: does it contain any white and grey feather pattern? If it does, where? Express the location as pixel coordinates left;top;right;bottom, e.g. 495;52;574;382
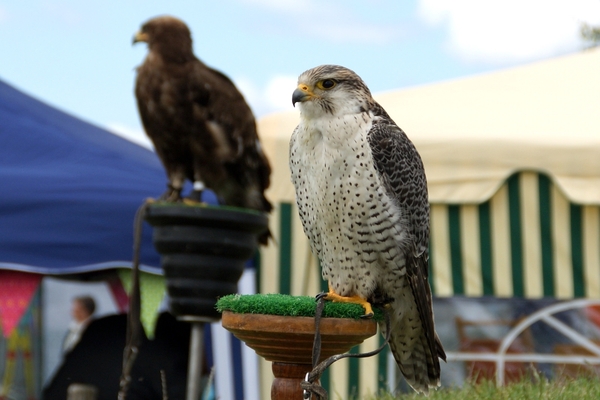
289;65;445;393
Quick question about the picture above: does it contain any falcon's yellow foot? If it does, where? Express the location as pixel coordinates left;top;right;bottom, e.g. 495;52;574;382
321;285;374;318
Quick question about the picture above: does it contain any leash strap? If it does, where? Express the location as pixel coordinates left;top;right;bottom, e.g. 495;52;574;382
301;296;392;400
118;200;152;399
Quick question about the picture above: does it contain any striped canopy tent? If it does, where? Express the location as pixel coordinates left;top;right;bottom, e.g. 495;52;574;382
255;47;600;398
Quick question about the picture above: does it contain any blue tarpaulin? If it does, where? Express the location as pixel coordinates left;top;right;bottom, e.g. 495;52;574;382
0;78;165;274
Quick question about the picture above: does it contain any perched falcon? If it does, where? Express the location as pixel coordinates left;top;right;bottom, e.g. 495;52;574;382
133;16;272;224
289;65;446;393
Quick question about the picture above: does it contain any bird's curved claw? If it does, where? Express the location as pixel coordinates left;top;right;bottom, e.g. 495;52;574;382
360;312;374;319
320;284;374;317
315;292;328;301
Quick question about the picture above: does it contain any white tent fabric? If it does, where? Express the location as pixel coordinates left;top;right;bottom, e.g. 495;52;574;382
259;47;600;206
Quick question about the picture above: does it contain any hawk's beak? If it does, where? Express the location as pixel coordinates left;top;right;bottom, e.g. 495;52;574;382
292;84;313;107
132;31;149;45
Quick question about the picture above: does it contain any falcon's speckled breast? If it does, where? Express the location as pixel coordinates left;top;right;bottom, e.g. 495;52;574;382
290;109;410;299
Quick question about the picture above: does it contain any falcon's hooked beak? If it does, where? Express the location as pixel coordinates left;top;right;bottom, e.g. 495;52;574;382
292;84;314;107
132;31;149;45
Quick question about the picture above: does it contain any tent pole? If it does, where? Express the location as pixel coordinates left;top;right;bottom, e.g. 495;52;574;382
186;322;204;400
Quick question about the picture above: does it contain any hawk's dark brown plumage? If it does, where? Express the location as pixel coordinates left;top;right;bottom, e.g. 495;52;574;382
133;16;272;233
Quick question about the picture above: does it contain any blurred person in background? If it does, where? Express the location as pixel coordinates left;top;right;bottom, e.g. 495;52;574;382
62;295;96;353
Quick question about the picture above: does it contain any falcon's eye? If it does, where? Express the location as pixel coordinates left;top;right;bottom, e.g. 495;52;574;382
317;79;337;90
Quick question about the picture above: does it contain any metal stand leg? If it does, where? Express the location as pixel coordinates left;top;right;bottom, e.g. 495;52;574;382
186;322;205;400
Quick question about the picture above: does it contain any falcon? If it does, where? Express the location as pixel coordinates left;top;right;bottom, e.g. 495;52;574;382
289;65;446;392
132;16;272;224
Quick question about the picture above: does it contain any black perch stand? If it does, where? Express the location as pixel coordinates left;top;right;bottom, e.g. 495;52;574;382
145;203;269;400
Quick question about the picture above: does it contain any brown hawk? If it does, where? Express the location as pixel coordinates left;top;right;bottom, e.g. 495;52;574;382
133;16;272;233
289;65;446;392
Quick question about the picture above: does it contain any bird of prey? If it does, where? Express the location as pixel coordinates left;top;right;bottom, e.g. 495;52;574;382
132;16;272;218
289;65;446;393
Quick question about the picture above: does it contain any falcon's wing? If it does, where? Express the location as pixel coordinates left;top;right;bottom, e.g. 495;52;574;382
367;105;446;362
366;105;429;260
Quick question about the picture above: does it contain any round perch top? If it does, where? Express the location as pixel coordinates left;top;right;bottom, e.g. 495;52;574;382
216;293;384;321
145;201;268;232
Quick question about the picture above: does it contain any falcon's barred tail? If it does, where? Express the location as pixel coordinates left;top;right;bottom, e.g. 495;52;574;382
379;295;444;393
379;255;446;393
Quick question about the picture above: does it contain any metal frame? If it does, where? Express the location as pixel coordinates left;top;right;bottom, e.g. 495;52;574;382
445;299;600;386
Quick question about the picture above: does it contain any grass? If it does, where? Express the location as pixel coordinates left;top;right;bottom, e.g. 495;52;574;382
216;293;384;321
367;377;600;400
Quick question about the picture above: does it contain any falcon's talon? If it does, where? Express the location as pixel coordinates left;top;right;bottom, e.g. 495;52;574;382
360;312;374;319
315;292;328;301
322;284;374;317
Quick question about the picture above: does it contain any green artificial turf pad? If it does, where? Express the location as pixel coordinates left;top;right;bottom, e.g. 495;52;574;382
216;293;384;321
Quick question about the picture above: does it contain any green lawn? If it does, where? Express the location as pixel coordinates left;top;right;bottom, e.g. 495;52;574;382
367;377;600;400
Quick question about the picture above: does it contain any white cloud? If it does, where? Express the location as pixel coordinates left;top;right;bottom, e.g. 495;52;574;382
418;0;600;64
231;77;264;116
265;75;298;111
233;75;297;117
106;123;153;149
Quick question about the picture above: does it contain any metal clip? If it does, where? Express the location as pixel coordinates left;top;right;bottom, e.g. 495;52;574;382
303;372;311;399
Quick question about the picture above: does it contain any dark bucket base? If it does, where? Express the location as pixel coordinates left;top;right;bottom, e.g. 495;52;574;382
145;203;268;320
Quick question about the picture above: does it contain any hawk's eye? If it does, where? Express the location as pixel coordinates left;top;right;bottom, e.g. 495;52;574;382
317;79;336;90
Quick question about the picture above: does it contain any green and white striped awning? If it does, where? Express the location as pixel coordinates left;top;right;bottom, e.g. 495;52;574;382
429;171;600;299
253;48;600;397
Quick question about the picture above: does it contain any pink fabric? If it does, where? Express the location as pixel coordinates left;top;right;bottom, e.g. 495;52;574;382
108;276;130;313
0;271;42;337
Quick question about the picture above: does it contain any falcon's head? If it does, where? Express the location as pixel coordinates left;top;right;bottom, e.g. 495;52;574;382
133;16;194;63
292;65;375;118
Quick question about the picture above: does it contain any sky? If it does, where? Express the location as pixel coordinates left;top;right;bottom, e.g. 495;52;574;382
1;0;599;148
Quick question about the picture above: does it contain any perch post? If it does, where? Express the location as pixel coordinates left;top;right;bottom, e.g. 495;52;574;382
145;203;268;400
